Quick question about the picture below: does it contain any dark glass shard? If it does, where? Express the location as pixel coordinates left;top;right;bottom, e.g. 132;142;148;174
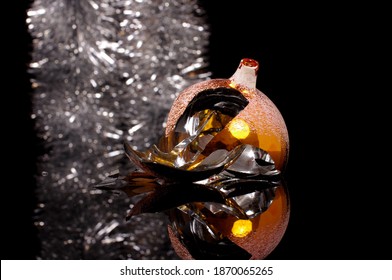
124;142;248;182
215;179;278;198
174;87;249;134
126;183;226;219
95;170;161;198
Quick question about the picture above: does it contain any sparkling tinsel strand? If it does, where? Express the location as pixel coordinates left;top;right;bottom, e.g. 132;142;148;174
27;0;210;259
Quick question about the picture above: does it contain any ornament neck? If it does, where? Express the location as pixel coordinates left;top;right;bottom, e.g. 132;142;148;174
229;58;259;90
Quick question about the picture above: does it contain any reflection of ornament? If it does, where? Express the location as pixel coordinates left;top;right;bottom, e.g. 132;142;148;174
97;58;290;259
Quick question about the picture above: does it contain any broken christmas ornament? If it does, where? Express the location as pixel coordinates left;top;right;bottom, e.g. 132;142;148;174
96;58;290;259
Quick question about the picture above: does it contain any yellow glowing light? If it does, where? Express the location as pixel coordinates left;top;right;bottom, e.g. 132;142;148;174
228;119;250;139
231;219;253;237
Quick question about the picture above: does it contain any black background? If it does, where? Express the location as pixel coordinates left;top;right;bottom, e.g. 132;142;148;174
4;1;391;260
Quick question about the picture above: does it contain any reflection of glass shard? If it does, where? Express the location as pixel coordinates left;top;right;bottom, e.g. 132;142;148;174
168;207;252;260
226;144;280;177
232;188;276;219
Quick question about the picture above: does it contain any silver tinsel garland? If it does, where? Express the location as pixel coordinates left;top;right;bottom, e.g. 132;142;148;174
27;0;210;259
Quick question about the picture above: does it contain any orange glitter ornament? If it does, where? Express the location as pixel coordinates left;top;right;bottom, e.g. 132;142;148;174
166;58;289;171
